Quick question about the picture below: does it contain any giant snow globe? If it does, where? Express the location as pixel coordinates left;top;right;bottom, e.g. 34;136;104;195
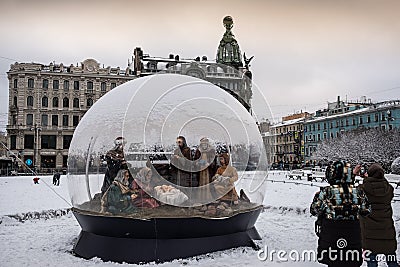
68;72;270;263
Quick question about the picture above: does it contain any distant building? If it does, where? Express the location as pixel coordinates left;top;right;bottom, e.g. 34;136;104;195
304;97;400;163
6;16;255;173
6;59;134;172
258;121;274;165
129;16;253;111
271;112;310;168
0;132;6;158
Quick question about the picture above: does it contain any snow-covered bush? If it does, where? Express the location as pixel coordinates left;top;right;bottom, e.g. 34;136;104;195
313;128;400;173
391;157;400;174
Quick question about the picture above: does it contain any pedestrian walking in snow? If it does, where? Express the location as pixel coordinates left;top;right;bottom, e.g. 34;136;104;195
53;171;60;186
310;160;371;267
33;177;40;184
355;163;399;267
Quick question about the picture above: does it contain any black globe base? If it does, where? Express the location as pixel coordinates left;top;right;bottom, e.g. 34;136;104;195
72;207;262;264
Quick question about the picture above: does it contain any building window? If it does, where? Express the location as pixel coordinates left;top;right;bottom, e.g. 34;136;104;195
374;113;379;122
111;82;116;89
41;135;57;149
317;134;321;141
352;118;356;125
10;135;17;150
24;135;34;149
41;156;56;168
13;78;18;88
389;124;393;130
87;81;93;93
62;115;69;127
41;114;48;126
312;124;315;131
330;132;334;139
330;122;333;129
73;115;79;126
323;132;327;139
74;81;80;90
73;98;79;108
101;82;106;92
63;155;68;168
28;78;34;88
63;135;73;149
381;112;386;121
42;96;48;107
53;80;59;89
64;80;69;91
359;117;363;125
323;123;326;130
12;115;17;125
317;124;320;131
52;97;59;108
26;114;33;126
87;98;93;107
51;115;58;126
63;97;69;108
27;96;34;107
43;79;49;89
336;132;339;138
345;119;349;126
367;115;370;123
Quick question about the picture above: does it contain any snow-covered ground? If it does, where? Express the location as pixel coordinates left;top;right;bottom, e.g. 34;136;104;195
0;171;399;266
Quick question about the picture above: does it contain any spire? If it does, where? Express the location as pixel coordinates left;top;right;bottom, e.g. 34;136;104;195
216;16;243;68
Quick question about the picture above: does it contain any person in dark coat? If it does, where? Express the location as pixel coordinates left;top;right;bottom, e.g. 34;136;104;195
53;171;60;186
101;137;128;196
355;163;398;267
310;161;371;267
170;136;196;187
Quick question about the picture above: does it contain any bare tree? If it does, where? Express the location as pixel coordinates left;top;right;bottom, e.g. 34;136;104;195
313;128;400;172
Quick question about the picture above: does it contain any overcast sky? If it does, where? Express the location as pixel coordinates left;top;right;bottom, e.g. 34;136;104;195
1;0;399;130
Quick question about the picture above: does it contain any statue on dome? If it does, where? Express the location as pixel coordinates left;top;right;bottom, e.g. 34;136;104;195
216;16;243;68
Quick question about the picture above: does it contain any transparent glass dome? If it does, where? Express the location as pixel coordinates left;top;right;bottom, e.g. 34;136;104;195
68;73;269;219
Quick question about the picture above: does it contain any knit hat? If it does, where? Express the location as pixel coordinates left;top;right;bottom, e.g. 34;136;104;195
326;160;354;185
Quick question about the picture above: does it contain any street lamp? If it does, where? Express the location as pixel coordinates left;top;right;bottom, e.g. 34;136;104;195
30;123;41;173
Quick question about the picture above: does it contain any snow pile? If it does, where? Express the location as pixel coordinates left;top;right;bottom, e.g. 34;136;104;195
392;157;400;175
2;208;71;223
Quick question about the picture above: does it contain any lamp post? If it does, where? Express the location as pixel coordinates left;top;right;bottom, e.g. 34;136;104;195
386;110;392;130
30;123;41;173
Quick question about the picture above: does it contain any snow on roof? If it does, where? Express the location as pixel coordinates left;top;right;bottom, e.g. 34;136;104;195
142;56;218;65
306;107;369;123
271;117;305;128
305;100;400;123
